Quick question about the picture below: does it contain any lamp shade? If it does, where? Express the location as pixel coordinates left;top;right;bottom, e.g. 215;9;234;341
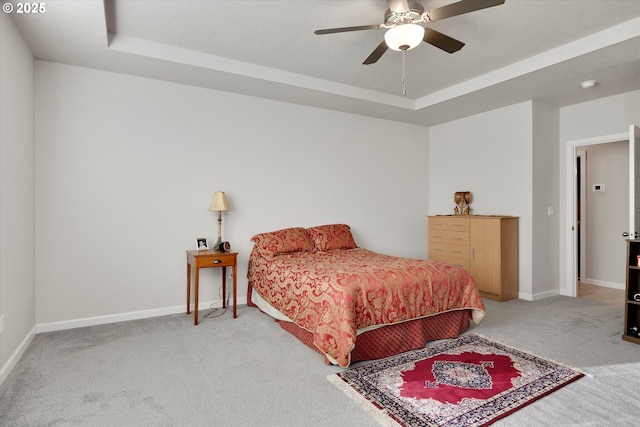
209;191;230;211
384;24;425;51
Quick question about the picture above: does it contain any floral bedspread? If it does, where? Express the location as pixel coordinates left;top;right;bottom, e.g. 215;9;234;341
248;247;485;367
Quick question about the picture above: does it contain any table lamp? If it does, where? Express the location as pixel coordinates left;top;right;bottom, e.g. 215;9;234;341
208;191;230;251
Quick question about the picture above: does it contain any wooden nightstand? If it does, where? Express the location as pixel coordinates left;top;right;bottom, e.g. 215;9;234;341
186;250;238;325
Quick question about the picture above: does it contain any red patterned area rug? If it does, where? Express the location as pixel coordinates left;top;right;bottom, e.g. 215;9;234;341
328;334;584;427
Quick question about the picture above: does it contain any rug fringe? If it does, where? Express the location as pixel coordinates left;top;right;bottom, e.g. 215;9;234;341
326;374;401;427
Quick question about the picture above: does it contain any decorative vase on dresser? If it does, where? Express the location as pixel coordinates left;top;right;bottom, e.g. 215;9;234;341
428;215;519;301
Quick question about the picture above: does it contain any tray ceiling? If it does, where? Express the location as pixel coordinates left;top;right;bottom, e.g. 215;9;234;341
9;0;640;126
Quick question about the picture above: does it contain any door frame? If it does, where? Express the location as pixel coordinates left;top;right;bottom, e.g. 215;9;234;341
562;131;627;297
576;150;586;282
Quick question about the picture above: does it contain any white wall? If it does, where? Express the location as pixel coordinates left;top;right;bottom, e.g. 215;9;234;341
583;141;628;288
559;90;640;295
428;101;533;298
560;91;640;142
531;101;560;297
34;61;430;327
0;13;36;384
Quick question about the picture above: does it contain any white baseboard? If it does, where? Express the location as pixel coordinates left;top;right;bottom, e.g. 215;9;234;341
582;278;625;290
0;325;36;387
518;288;560;301
531;288;561;300
2;298;248;387
517;291;533;301
36;296;248;333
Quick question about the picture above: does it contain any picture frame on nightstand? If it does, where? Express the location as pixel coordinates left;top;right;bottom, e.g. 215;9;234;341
195;238;208;251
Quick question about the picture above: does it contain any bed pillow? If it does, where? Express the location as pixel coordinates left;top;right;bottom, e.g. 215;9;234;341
306;224;357;252
250;227;315;258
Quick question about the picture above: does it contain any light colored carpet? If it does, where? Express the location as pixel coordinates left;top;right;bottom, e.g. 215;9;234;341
1;296;638;426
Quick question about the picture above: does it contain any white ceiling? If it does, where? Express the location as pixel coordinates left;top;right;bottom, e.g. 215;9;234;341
9;0;640;126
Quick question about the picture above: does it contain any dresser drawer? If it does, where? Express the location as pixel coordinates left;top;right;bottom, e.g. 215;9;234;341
428;253;470;270
428;228;469;245
428;216;470;232
429;241;470;258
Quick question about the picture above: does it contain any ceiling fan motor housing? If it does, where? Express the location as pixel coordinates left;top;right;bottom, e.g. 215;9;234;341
384;3;425;26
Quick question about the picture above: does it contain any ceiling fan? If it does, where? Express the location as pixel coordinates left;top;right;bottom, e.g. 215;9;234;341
314;0;505;65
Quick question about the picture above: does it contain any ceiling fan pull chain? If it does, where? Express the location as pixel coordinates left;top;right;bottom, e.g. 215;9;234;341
402;49;406;96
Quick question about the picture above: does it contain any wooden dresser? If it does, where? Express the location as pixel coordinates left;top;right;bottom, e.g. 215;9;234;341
428;215;518;301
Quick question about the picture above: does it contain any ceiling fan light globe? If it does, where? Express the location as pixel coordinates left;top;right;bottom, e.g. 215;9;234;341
384;24;425;51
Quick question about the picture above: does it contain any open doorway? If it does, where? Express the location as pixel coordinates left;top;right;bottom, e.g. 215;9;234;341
574;141;627;308
577;151;585;282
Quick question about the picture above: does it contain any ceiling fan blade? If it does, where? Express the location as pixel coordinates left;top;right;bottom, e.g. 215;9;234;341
388;0;409;13
427;0;505;22
423;28;465;53
363;40;389;65
314;24;382;35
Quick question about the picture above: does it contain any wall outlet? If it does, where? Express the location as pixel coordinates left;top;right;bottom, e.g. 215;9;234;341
0;314;4;334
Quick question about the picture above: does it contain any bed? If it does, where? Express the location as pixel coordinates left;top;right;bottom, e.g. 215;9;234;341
247;224;485;367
